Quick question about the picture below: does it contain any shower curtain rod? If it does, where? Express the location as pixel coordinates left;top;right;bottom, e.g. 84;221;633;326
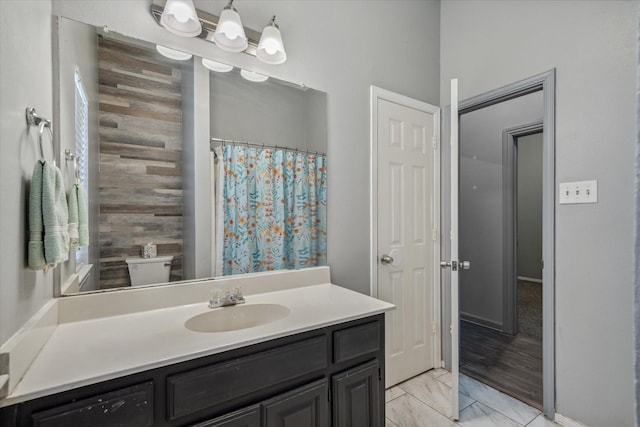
210;137;326;157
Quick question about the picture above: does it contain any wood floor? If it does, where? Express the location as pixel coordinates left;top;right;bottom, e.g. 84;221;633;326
460;321;543;410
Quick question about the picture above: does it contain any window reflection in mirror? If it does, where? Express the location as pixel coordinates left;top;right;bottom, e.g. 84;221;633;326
55;17;327;295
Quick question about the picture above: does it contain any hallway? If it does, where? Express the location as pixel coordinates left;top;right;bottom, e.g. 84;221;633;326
460;279;543;408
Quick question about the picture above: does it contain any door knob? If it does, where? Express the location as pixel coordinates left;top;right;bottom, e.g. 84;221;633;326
380;254;394;265
440;260;470;271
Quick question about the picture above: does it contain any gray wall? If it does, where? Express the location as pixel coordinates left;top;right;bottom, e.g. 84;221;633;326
210;70;326;152
52;0;441;297
635;11;640;423
0;0;55;345
55;17;100;292
441;1;637;425
182;59;213;282
459;93;542;329
517;132;543;281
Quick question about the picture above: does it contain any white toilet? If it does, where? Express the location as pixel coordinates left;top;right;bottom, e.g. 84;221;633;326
125;255;174;286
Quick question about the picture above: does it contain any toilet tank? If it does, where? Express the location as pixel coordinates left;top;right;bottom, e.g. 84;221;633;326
125;255;174;286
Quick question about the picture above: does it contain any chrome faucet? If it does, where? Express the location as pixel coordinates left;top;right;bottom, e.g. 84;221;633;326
209;287;245;308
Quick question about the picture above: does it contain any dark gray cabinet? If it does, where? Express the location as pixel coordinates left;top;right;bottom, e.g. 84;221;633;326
0;315;384;427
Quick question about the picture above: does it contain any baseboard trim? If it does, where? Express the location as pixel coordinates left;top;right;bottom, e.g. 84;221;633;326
517;276;543;284
555;413;589;427
460;312;503;332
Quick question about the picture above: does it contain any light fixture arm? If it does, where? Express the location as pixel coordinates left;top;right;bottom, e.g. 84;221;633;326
224;0;236;11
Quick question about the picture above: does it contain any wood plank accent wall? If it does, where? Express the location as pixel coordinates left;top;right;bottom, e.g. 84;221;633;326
98;37;184;289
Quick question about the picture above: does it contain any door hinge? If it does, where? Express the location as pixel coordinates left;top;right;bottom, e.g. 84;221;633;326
432;135;438;149
432;229;437;241
328;388;331;402
378;368;382;381
432;324;438;335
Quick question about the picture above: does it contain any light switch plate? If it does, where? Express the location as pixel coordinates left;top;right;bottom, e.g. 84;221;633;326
559;180;598;204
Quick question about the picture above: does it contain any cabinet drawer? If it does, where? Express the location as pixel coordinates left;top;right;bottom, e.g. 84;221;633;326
333;321;381;364
30;381;153;427
168;336;327;421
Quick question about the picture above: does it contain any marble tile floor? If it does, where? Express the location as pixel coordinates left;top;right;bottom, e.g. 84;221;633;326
385;369;560;427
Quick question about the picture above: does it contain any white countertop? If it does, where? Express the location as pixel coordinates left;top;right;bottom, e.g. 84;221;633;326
3;283;393;406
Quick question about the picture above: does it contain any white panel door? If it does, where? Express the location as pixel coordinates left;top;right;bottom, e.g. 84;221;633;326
377;97;438;387
448;78;460;420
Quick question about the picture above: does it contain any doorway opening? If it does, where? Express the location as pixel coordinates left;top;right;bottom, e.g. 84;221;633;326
459;119;544;409
442;70;556;419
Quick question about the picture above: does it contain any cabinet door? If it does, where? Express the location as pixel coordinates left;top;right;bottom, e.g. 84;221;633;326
263;379;328;427
332;360;381;427
192;404;260;427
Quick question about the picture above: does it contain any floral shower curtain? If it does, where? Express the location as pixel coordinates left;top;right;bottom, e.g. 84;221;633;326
221;144;327;276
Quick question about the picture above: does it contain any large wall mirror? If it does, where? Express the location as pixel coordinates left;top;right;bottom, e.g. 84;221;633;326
55;17;328;295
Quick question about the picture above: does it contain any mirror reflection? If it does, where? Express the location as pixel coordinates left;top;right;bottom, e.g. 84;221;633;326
56;17;327;295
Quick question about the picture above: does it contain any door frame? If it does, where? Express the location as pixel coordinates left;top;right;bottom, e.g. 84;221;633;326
369;86;442;369
441;69;556;418
502;121;544;335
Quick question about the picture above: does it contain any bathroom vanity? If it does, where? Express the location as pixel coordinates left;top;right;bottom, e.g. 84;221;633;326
2;315;383;427
0;268;394;427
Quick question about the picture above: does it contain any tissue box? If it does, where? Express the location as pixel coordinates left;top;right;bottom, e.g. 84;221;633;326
142;243;157;259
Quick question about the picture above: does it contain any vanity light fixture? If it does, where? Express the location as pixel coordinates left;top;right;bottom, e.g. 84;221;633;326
156;45;193;60
160;0;202;37
202;58;233;72
151;0;287;64
256;16;286;65
212;0;249;53
240;69;269;83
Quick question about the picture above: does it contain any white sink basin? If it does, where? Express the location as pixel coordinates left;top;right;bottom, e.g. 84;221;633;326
185;303;291;333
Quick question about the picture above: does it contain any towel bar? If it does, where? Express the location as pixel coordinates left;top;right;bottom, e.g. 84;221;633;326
26;107;55;166
65;149;80;185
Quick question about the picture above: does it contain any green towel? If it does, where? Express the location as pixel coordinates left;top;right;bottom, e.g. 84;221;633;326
68;185;79;251
42;161;69;266
77;185;89;247
28;161;46;270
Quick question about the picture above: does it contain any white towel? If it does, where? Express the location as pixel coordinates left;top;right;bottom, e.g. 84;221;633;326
68;184;79;251
77;185;89;247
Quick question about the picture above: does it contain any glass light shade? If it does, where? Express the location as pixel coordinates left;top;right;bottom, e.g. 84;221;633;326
256;24;286;65
213;8;248;52
202;58;233;72
156;45;193;61
240;69;269;83
160;0;202;37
